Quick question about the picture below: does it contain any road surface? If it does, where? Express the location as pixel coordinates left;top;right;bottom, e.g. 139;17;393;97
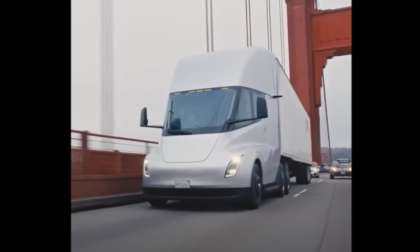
72;173;351;252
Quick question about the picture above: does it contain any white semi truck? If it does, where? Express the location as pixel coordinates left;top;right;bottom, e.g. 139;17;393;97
140;48;313;209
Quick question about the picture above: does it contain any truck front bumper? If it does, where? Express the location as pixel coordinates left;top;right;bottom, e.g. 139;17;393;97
142;187;250;201
142;162;253;189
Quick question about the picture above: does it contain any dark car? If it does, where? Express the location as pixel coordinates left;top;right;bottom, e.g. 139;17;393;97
330;159;352;179
319;164;330;173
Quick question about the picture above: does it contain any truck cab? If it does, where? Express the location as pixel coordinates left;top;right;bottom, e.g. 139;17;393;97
140;48;313;209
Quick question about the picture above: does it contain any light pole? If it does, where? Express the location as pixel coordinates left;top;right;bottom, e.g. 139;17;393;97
100;0;114;149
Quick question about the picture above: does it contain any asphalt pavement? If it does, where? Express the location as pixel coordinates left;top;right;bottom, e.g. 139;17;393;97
71;173;351;252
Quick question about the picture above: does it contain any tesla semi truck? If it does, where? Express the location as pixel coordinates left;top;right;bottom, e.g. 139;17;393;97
140;48;313;209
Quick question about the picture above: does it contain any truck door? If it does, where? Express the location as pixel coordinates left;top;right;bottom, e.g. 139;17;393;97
252;91;278;184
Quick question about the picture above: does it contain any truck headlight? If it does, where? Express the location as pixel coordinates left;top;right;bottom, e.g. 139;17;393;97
225;156;241;178
331;167;337;172
143;159;150;177
349;167;352;172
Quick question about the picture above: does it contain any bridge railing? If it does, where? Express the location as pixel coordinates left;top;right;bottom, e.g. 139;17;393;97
71;129;158;153
71;130;158;199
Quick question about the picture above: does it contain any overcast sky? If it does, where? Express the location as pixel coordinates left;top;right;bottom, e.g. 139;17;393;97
317;0;351;148
71;0;351;150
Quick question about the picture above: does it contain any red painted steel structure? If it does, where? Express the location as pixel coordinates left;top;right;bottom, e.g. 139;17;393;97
286;0;351;163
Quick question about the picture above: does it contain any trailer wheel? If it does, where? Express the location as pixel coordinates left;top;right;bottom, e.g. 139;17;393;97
242;162;262;209
283;162;290;195
273;166;284;198
296;165;311;185
148;199;167;208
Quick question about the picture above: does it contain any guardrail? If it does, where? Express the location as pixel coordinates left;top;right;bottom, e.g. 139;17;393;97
71;130;158;199
71;129;158;151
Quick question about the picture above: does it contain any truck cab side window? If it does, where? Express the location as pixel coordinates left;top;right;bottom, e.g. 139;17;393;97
230;88;254;130
252;91;268;118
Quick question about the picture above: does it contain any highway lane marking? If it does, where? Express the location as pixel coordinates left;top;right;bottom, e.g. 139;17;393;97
317;179;323;183
293;189;307;198
299;189;307;194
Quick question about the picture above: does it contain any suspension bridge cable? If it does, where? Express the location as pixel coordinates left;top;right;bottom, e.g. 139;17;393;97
279;0;286;65
245;0;249;47
205;0;209;52
322;74;333;165
209;0;214;51
248;0;253;47
266;0;272;52
244;0;253;47
204;0;214;52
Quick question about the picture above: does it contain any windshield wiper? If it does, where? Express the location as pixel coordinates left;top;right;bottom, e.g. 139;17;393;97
226;117;260;125
166;129;193;135
222;117;261;130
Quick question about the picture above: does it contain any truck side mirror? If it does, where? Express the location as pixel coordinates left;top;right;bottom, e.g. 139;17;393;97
140;107;148;127
257;97;268;118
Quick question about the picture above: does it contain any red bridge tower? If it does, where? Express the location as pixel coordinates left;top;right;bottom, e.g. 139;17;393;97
286;0;351;163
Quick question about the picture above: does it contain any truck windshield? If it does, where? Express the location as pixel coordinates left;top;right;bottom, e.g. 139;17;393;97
163;87;237;135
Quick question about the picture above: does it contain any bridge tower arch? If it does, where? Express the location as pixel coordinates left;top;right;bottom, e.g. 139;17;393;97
286;0;351;163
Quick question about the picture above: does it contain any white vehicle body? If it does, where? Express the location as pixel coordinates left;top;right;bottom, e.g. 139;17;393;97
142;48;312;201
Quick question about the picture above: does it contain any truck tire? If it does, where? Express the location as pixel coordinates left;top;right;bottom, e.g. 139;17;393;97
282;161;291;195
296;165;311;185
242;162;263;209
148;199;167;208
273;165;285;198
330;174;334;179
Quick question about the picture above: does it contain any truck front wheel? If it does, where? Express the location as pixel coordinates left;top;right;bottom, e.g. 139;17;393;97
242;162;263;209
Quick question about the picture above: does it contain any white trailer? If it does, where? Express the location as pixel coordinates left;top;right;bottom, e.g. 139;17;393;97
276;58;313;183
140;48;313;209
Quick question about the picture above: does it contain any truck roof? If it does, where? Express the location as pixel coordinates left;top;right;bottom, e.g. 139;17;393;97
170;48;278;95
